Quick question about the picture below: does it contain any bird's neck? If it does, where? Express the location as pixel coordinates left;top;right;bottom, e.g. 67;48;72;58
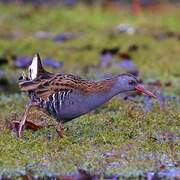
97;75;126;97
90;76;124;103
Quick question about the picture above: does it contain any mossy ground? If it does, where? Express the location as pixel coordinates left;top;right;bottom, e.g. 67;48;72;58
0;3;179;178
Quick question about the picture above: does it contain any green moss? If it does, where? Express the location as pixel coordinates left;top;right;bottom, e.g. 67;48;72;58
0;95;179;176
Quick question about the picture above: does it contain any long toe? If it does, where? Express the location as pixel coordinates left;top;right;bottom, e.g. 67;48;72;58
18;122;25;138
55;124;64;138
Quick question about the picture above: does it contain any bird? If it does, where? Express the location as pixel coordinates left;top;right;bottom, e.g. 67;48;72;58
18;53;156;137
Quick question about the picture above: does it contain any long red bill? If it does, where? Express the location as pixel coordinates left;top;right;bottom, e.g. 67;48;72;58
135;85;156;98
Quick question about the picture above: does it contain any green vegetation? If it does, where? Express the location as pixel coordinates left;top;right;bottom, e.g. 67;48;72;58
0;3;179;178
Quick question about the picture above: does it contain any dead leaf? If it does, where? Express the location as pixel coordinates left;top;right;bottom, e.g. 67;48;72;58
9;120;47;133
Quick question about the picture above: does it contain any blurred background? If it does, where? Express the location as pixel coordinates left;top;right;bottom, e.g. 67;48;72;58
0;0;180;127
0;0;179;96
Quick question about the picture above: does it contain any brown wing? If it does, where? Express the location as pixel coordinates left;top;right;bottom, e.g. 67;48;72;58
19;73;116;101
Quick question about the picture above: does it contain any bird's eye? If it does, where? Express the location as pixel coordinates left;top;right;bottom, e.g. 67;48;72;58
128;80;136;85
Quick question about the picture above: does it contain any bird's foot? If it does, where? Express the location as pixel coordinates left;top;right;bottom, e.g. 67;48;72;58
55;123;64;138
18;121;25;138
17;101;39;138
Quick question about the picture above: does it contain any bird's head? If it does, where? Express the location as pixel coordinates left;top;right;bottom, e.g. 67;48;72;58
117;74;156;98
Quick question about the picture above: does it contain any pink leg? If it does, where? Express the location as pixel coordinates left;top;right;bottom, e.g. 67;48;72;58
55;123;64;138
18;102;39;138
